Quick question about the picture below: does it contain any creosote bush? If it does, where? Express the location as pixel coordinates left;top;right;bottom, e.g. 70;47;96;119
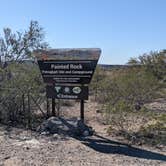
92;53;165;145
0;62;45;126
0;21;48;127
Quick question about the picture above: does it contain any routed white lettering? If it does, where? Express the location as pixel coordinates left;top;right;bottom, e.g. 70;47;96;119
70;64;82;69
51;64;69;69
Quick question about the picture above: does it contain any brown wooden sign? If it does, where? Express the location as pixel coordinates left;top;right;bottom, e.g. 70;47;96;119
34;48;101;121
34;48;101;84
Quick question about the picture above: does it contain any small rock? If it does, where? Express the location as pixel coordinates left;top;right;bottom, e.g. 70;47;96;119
96;109;102;113
4;156;10;160
83;130;89;137
41;131;49;135
77;120;94;136
19;136;31;141
53;133;58;138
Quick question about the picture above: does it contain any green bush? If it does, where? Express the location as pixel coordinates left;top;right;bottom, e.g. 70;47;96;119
137;114;166;145
104;67;159;111
128;50;166;81
0;20;48;126
101;66;165;145
0;62;45;126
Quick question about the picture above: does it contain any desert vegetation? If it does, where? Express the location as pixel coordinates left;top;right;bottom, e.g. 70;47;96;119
0;21;166;147
91;51;166;145
0;21;47;128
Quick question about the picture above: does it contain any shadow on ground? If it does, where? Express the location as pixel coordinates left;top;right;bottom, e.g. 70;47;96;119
1;118;166;162
48;118;166;162
77;134;166;161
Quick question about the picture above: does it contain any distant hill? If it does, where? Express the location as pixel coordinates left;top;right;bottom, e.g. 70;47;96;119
98;64;133;70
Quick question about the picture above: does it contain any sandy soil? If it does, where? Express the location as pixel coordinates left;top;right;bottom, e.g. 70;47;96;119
0;98;166;166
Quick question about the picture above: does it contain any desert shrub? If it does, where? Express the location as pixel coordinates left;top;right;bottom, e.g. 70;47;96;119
0;62;45;126
105;100;133;132
137;114;166;145
102;66;165;145
107;107;166;145
0;21;48;127
128;50;166;81
104;67;159;111
90;66;107;101
91;65;162;104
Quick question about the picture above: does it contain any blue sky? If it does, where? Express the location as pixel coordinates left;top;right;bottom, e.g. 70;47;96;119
0;0;165;64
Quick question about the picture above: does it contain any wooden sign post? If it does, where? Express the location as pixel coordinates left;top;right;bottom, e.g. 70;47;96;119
34;48;101;122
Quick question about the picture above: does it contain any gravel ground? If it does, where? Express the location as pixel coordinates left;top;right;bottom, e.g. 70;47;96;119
0;98;165;166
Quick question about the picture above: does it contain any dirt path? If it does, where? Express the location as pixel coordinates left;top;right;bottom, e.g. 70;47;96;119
0;98;166;166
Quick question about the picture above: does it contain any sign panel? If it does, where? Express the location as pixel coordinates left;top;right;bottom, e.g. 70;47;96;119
34;48;101;84
46;85;88;100
37;60;97;84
